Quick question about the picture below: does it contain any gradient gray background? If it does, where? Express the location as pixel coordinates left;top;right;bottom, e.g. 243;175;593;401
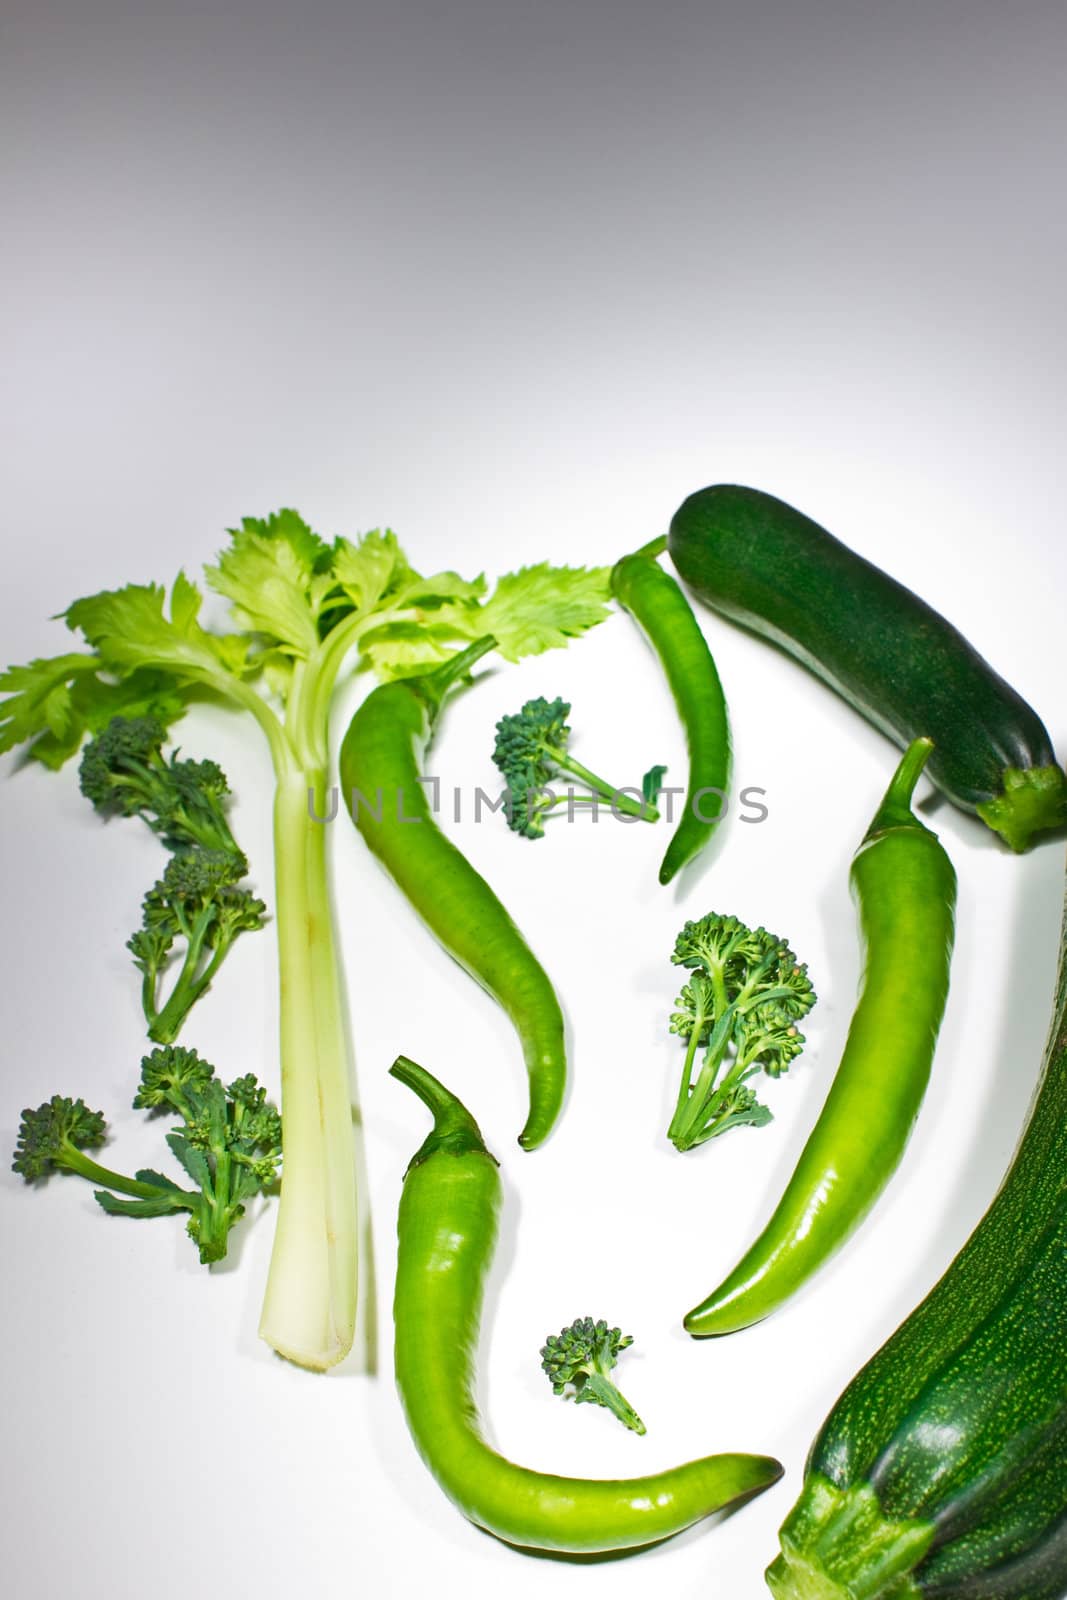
3;4;1066;1598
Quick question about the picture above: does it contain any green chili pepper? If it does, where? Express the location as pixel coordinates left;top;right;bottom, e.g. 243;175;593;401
339;638;566;1150
390;1053;783;1554
684;738;957;1337
611;537;730;883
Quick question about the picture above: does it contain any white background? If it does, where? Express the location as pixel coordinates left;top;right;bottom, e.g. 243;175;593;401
3;4;1066;1597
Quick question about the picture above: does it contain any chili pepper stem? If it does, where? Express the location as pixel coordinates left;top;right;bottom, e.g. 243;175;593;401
629;534;668;561
389;1055;495;1169
390;1054;465;1131
414;635;498;722
862;736;934;840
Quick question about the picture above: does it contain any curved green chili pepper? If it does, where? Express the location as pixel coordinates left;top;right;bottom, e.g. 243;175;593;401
391;1054;783;1554
611;537;730;884
339;638;566;1150
685;738;957;1337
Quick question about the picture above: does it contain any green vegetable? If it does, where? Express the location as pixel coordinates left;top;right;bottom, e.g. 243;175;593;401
0;512;612;1370
765;874;1067;1600
129;847;267;1044
492;694;659;838
541;1316;646;1436
390;1054;782;1553
686;739;956;1337
0;657;186;770
78;714;243;856
13;1095;113;1179
77;714;265;1041
668;483;1067;852
339;638;566;1150
611;537;731;882
12;1047;281;1264
666;913;816;1151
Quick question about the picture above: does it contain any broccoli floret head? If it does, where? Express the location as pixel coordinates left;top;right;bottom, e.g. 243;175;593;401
493;696;571;779
540;1316;646;1435
159;846;246;902
227;1073;282;1141
169;755;230;809
669;971;716;1046
132;850;265;1045
672;913;815;1025
213;882;268;940
672;912;777;978
137;846;250;938
78;715;168;811
127;923;174;975
492;696;659;839
134;1045;217;1111
12;1095;108;1180
171;1069;283;1260
78;715;243;855
224;1074;283;1185
743;999;811;1078
491;697;571;838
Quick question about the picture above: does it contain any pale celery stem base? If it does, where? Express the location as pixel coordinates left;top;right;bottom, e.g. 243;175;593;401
258;768;359;1370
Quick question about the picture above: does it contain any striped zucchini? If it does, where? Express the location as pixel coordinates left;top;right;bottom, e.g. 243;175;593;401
766;872;1067;1599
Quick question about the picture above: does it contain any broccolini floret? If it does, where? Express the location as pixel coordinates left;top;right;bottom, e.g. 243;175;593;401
78;713;265;1041
667;912;816;1150
129;848;267;1044
79;714;243;858
12;1095;108;1181
12;1049;282;1264
12;1092;193;1218
492;696;660;838
540;1316;645;1435
133;1041;216;1112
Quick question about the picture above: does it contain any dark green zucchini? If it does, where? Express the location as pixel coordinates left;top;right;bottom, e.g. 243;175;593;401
667;485;1066;852
765;877;1067;1599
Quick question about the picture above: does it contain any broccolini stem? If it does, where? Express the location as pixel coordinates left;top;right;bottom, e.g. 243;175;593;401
671;1026;707;1134
195;1145;231;1264
546;748;659;820
579;1372;647;1436
669;1011;735;1148
147;905;223;1046
140;961;161;1037
57;1143;188;1203
542;794;602;807
708;960;730;1018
